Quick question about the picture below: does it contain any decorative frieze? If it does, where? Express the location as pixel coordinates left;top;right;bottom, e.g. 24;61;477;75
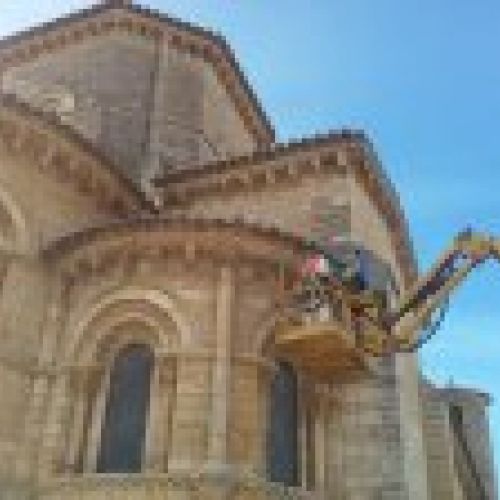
0;99;144;216
46;219;306;289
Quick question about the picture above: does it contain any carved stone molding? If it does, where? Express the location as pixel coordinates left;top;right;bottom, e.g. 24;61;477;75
158;146;348;205
44;218;305;290
0;96;146;216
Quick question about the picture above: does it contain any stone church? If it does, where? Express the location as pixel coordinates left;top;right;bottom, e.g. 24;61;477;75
0;1;495;498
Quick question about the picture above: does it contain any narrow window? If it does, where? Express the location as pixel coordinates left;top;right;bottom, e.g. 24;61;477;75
267;360;299;486
96;344;153;473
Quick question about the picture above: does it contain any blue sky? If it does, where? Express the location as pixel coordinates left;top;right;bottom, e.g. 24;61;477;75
2;0;499;486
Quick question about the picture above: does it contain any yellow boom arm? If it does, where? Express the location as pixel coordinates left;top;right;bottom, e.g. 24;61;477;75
379;229;500;353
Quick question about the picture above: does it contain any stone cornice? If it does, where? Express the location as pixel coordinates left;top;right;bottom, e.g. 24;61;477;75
155;131;418;288
427;384;493;407
155;130;366;186
0;93;151;216
42;216;314;279
0;0;274;147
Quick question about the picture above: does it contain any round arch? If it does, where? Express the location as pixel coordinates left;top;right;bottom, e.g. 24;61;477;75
55;287;191;474
64;287;193;365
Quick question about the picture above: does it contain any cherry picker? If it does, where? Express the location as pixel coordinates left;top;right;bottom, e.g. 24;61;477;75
274;229;500;380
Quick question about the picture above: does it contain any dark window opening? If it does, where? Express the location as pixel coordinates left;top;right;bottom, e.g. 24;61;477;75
96;344;153;473
267;360;299;486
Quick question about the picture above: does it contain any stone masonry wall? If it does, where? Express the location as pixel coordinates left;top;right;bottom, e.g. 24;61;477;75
443;388;496;499
313;359;407;499
420;385;459;499
0;143;114;491
22;243;286;495
0;140;112;251
165;164;429;497
167;166;405;289
1;32;258;189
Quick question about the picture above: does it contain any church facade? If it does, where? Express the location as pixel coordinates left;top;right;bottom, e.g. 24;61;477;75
0;2;495;498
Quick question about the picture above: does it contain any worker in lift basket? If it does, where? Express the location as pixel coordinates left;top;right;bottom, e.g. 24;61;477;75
341;248;368;293
300;253;330;315
353;248;369;291
347;248;369;345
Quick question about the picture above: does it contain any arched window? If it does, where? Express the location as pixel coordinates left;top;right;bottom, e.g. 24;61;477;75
267;360;299;486
96;344;153;473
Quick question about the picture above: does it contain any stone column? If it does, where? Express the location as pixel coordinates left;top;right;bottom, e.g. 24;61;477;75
300;406;308;490
207;265;233;470
83;366;108;472
38;372;69;477
314;388;327;496
144;353;165;472
159;355;176;472
64;369;89;472
299;375;313;491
